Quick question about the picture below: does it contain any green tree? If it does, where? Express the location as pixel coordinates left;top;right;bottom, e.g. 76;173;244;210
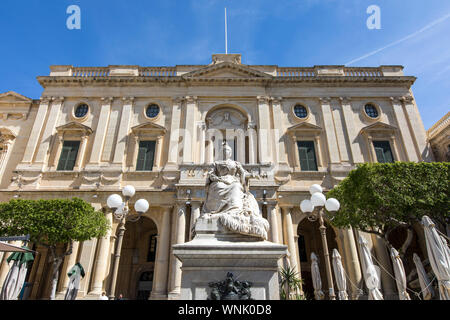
0;198;110;300
328;162;449;258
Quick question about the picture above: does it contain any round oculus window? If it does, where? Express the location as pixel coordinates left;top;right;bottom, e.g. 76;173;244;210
146;104;160;118
294;105;308;119
74;104;89;118
364;104;379;119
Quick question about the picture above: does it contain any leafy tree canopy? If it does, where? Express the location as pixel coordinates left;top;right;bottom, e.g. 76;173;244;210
0;198;110;248
328;162;449;249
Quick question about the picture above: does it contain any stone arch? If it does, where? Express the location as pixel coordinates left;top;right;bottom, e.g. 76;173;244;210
296;213;339;300
203;102;253;124
203;104;256;164
115;215;158;300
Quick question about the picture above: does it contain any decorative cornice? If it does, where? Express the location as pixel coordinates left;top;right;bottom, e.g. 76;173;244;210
339;97;352;104
185;96;198;104
122;96;135;104
101;97;114;103
319;97;331;104
51;96;65;104
257;96;270;104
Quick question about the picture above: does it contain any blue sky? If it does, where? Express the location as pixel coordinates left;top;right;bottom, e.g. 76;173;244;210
0;0;449;129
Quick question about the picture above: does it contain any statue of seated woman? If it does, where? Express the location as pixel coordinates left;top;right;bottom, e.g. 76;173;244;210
201;142;269;240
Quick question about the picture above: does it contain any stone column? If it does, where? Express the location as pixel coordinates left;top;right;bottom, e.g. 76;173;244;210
266;203;279;244
189;202;201;240
389;135;400;162
151;207;172;299
402;95;431;161
271;97;289;167
319;97;340;164
314;135;323;168
153;136;164;170
338;228;363;299
339;97;364;164
366;135;377;163
168;203;186;299
237;129;246;164
257;96;272;164
88;97;113;165
390;97;418;162
55;241;80;299
291;134;301;170
371;234;397;299
247;123;257;164
34;97;64;166
198;123;206;164
166;97;183;167
51;132;64;168
182;96;197;164
74;135;88;170
21;97;50;164
113;97;134;165
281;207;300;275
88;211;113;296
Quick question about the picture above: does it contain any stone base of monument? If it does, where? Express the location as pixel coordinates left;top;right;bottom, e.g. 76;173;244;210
173;215;287;300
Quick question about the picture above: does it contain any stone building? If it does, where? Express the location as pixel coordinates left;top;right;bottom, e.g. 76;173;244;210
0;54;434;300
428;112;450;162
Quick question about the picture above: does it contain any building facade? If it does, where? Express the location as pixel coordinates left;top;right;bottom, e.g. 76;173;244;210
428;111;450;162
0;54;434;300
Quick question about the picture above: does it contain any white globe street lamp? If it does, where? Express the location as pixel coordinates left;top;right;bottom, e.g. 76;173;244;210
106;186;149;300
300;185;340;300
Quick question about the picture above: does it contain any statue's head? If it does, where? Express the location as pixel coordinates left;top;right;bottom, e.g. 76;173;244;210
222;142;233;160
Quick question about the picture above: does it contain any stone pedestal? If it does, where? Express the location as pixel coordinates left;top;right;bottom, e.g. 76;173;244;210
173;215;287;300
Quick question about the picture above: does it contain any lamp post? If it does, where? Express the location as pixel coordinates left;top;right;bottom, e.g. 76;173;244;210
107;185;149;300
300;184;340;300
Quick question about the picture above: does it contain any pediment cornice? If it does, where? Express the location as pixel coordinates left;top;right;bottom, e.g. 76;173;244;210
56;122;93;136
360;122;397;135
287;122;323;134
131;122;167;136
181;62;273;79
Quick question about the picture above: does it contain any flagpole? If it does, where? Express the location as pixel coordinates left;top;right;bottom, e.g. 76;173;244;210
225;7;228;54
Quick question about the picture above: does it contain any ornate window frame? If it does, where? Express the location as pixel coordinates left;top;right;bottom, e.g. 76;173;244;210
360;122;400;163
291;103;311;122
287;122;324;171
0;128;16;177
71;102;91;122
362;102;381;122
143;103;162;121
52;122;93;171
129;122;167;171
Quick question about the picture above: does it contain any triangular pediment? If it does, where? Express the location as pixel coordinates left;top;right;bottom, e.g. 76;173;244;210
56;122;93;135
360;122;397;134
0;91;32;104
287;122;323;133
131;122;167;135
182;62;272;79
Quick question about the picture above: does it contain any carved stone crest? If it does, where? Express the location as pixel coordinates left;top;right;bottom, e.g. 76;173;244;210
208;272;253;300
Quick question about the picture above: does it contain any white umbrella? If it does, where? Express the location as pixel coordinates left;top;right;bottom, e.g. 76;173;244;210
358;236;384;300
413;253;434;300
0;251;34;300
390;248;411;300
311;252;324;300
422;216;450;300
332;249;348;300
64;262;85;300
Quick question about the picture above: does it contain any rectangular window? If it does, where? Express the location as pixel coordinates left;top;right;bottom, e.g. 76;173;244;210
297;141;318;171
147;234;157;262
373;141;394;163
136;141;156;171
57;141;80;171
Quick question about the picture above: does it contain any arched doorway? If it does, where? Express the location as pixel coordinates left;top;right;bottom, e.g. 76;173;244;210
297;217;338;300
115;216;158;300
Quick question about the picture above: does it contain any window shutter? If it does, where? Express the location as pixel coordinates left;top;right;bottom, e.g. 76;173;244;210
297;141;318;171
136;141;156;171
57;141;80;171
373;141;394;163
